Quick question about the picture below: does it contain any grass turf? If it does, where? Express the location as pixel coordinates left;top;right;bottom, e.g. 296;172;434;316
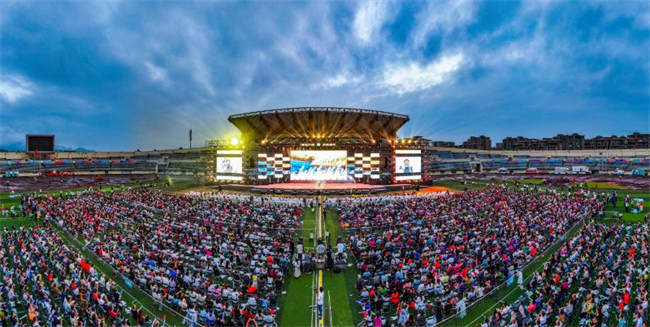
602;191;649;222
430;180;494;191
574;181;628;189
156;179;206;193
0;218;38;229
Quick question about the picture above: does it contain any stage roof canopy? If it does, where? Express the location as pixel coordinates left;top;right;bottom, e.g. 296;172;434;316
228;107;409;144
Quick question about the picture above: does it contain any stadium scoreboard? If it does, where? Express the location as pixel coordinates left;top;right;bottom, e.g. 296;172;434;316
26;134;55;153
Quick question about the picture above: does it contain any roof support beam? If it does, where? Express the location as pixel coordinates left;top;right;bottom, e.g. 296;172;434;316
364;113;380;140
243;117;266;141
275;112;301;139
340;113;364;137
332;111;348;136
258;114;274;138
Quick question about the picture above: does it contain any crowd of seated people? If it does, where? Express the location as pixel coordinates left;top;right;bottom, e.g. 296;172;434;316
0;224;152;326
336;186;606;326
8;183;647;327
24;188;304;326
481;221;648;327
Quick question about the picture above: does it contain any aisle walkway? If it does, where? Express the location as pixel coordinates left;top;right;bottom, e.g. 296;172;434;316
321;207;358;327
278;208;319;327
278;198;358;327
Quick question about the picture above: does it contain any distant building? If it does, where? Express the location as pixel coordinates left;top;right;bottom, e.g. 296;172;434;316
496;136;539;151
462;135;491;150
585;133;650;150
554;133;586;150
497;133;648;151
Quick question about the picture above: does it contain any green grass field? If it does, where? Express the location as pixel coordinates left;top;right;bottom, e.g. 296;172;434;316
503;178;545;185
576;181;628;189
157;178;206;192
0;218;38;229
1;185;125;207
430;179;495;191
602;190;649;222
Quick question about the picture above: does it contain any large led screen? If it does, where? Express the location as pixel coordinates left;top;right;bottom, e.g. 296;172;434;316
216;157;243;174
395;156;421;174
26;135;55;153
290;150;350;181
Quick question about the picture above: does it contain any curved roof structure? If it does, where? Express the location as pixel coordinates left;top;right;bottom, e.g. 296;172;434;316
228;107;409;144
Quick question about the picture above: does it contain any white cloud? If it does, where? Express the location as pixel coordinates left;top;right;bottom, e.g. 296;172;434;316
320;73;362;89
353;0;390;45
411;0;478;47
480;37;548;67
0;74;36;103
101;9;217;98
144;61;171;87
380;53;465;95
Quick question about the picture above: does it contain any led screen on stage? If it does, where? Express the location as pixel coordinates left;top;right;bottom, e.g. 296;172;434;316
395;156;421;174
290;150;350;181
216;157;243;174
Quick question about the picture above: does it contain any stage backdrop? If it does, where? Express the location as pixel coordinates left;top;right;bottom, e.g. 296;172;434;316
395;156;421;174
290;150;351;181
216;157;243;174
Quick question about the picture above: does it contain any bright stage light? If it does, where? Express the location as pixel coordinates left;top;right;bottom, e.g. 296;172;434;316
230;137;239;146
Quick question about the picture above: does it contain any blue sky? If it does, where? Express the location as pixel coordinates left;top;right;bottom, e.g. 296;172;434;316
1;0;648;151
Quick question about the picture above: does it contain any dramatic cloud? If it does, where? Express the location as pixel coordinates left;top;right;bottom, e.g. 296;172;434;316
353;1;391;45
0;0;648;150
411;0;478;47
0;74;36;103
381;53;465;95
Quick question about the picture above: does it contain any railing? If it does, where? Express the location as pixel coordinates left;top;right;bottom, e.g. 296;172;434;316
435;217;588;326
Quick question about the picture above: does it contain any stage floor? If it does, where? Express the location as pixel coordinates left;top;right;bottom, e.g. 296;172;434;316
252;182;405;190
215;182;418;194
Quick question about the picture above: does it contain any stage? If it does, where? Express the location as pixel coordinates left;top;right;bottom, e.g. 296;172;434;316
220;182;416;195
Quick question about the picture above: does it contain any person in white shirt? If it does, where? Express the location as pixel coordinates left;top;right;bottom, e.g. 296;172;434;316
317;287;324;317
336;241;345;260
457;297;467;318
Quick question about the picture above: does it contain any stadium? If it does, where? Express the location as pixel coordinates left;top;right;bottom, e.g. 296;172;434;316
2;1;650;327
1;106;649;327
